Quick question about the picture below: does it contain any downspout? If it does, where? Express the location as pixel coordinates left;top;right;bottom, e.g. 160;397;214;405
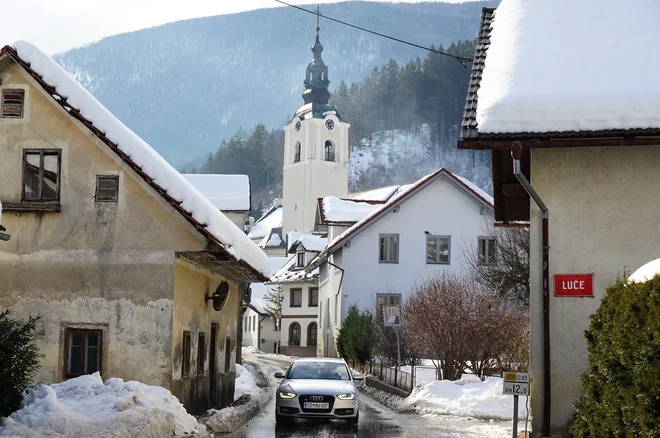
512;143;550;438
326;259;345;356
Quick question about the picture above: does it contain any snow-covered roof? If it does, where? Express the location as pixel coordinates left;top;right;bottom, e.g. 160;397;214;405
6;42;269;279
248;205;282;240
347;185;412;202
288;234;328;254
269;256;319;284
249;256;289;312
321;197;382;223
182;174;250;211
628;259;660;284
309;169;494;269
473;0;660;135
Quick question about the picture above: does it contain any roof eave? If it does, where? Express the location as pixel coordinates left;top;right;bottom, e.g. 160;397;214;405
459;135;660;150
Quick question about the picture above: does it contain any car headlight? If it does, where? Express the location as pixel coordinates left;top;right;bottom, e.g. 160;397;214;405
279;392;296;399
337;393;355;400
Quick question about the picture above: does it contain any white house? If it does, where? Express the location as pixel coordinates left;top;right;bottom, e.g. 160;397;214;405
182;174;251;232
268;234;327;356
308;168;494;357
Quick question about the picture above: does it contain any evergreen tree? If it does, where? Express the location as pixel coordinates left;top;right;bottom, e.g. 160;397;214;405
337;304;375;367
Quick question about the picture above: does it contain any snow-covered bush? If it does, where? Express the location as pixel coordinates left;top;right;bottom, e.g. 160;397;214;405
0;310;42;418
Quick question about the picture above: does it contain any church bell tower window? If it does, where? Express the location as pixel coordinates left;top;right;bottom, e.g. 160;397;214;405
294;141;301;163
324;140;335;162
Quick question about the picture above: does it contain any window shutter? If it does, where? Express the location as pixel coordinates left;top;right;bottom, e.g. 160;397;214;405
96;175;119;202
2;89;25;118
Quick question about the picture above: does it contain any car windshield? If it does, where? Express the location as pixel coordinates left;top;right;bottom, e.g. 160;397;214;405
287;361;351;380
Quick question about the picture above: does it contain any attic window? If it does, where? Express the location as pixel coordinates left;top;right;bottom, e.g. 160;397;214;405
296;250;305;268
96;175;119;202
2;89;25;118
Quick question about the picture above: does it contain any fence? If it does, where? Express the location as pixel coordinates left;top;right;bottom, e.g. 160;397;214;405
368;360;413;394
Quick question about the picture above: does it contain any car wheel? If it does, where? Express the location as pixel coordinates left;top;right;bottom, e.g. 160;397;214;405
276;413;292;424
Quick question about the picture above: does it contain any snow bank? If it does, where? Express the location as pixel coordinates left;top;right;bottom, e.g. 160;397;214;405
477;0;660;134
628;258;660;283
0;373;208;438
182;174;250;211
241;346;264;355
234;364;260;401
12;41;268;277
405;376;525;420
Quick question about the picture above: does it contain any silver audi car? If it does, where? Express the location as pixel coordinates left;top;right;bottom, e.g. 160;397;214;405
274;357;364;424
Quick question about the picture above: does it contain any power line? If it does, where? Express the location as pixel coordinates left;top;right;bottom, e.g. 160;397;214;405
273;0;473;68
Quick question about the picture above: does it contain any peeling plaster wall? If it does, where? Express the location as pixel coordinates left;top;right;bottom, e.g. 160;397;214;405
171;257;241;413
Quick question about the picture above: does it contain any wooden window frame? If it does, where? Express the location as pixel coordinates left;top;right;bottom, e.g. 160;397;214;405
308;287;318;307
290;288;302;308
306;322;318;347
224;337;231;374
22;149;62;203
378;234;399;264
63;328;103;379
182;331;191;378
426;235;451;265
95;175;119;202
1;89;25;118
289;322;301;346
478;237;497;265
197;332;206;374
296;251;305;267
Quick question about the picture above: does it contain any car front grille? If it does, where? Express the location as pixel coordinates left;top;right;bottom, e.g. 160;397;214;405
298;394;335;413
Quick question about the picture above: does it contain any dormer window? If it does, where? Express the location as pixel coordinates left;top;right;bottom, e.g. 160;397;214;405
294;141;301;163
324;140;335;162
2;89;25;118
296;250;305;267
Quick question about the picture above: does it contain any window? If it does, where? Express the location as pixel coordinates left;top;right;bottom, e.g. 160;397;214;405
379;234;399;263
197;332;206;373
2;89;25;118
182;331;191;377
290;288;302;307
307;322;318;347
23;149;61;202
252;316;256;331
296;250;305;267
308;287;318;307
478;237;497;265
64;328;101;378
96;175;119;202
224;337;231;373
376;293;401;323
289;322;301;346
427;235;451;264
324;140;335;161
294;141;301;163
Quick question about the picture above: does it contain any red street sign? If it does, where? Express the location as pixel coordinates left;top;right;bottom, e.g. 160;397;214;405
554;274;593;297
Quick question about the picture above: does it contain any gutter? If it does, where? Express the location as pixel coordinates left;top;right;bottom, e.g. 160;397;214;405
512;143;550;438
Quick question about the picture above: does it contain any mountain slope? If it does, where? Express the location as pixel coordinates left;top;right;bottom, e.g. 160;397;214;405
54;1;497;167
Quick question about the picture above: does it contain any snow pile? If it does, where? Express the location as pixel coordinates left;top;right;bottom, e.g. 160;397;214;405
182;174;250;211
405;375;525;420
241;346;264;355
12;41;268;277
477;0;660;134
0;373;208;438
293;235;327;252
265;232;282;247
322;197;381;222
234;364;260;401
628;258;660;283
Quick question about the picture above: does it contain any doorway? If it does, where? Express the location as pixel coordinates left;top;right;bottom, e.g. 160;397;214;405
209;323;218;406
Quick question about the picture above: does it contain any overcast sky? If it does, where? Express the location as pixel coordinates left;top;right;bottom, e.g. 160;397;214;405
1;0;477;54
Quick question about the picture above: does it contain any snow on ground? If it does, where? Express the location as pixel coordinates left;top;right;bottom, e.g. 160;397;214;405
0;373;209;438
477;0;660;134
234;364;260;401
12;41;269;277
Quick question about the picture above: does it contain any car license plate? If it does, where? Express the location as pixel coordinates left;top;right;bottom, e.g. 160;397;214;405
304;402;329;409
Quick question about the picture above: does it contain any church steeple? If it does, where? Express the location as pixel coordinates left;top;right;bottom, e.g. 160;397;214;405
302;21;330;105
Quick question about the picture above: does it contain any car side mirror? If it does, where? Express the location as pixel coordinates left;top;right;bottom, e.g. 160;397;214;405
274;371;285;378
352;373;364;381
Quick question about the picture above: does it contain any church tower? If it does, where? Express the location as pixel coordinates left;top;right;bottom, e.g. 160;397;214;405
282;23;349;236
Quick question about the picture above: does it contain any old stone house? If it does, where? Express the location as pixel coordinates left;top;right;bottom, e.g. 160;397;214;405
458;2;660;436
0;42;269;414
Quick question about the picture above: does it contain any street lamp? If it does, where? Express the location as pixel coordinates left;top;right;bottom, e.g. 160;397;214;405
0;225;10;241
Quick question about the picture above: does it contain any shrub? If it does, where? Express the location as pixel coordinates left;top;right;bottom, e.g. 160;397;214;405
337;304;374;367
0;310;42;418
570;277;659;437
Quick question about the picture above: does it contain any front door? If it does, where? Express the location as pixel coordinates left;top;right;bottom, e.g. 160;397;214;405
209;323;218;406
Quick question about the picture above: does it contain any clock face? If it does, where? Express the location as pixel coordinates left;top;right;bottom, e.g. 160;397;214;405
325;119;335;130
295;121;302;131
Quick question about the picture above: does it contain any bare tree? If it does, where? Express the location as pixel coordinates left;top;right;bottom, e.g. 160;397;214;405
370;290;420;366
463;221;530;307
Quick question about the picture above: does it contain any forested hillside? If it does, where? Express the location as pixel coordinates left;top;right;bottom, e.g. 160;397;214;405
54;1;496;167
197;41;492;210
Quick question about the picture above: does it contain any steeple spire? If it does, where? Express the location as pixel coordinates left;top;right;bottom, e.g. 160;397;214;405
302;7;330;105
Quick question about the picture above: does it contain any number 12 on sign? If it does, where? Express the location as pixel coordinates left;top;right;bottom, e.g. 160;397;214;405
503;382;528;395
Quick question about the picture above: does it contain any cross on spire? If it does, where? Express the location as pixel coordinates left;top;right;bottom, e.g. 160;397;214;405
316;6;320;37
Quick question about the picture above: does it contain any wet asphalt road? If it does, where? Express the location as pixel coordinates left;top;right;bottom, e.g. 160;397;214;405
223;354;514;438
